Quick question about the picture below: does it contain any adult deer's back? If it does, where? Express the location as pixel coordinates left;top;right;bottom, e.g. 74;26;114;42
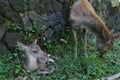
70;0;120;58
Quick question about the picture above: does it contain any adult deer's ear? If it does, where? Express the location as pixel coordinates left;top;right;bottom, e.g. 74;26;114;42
112;32;120;42
17;41;27;50
109;29;115;35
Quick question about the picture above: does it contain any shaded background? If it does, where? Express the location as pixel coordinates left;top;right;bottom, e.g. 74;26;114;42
0;0;120;54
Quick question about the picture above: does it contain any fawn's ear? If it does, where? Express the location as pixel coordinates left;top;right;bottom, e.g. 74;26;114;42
112;32;120;42
17;41;27;50
33;39;38;44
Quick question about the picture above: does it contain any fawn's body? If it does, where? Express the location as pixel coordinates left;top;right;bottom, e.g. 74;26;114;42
17;40;54;75
70;0;120;58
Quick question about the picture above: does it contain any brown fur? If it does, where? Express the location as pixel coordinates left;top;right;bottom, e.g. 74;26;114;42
17;41;54;75
70;0;120;58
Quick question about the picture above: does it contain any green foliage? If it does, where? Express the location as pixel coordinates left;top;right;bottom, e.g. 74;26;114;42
6;22;40;43
1;34;120;80
6;24;21;32
2;23;120;80
23;0;28;12
22;23;39;43
1;30;120;79
0;53;24;79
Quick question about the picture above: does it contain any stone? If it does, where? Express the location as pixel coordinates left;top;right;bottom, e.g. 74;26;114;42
107;14;120;31
53;24;64;39
111;0;119;7
5;32;24;51
29;10;49;33
0;26;5;42
9;0;24;12
51;0;62;12
29;10;42;22
57;0;64;3
0;15;6;24
28;0;39;10
19;13;32;30
54;24;63;32
44;28;54;37
0;0;16;21
0;42;10;54
0;16;6;41
35;0;52;15
0;0;20;22
48;12;64;27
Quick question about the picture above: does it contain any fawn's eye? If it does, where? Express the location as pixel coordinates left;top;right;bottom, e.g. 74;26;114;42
32;50;38;53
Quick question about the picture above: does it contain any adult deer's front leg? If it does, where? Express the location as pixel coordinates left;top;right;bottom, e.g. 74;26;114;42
72;29;78;58
82;29;88;58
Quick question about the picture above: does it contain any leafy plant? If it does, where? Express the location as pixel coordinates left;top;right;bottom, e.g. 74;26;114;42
2;20;120;80
0;53;23;79
6;24;21;32
22;22;40;43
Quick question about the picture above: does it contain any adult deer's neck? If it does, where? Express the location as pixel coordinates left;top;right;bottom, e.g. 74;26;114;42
93;16;111;42
71;0;112;42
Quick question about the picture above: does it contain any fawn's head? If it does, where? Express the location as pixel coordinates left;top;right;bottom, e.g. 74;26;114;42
17;39;49;60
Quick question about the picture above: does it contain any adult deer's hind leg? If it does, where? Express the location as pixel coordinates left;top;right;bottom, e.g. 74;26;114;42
82;29;88;58
72;29;78;58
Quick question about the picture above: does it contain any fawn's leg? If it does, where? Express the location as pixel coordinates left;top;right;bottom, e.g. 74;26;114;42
72;29;78;58
82;29;88;58
37;60;49;75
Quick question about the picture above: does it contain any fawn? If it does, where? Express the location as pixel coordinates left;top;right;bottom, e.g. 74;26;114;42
17;39;54;75
70;0;120;58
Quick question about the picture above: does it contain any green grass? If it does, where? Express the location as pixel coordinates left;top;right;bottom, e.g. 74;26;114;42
0;35;120;80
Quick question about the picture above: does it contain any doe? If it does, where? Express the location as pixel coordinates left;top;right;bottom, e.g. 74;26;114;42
70;0;120;58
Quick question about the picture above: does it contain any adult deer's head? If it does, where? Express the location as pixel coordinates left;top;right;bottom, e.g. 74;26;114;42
96;29;120;56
